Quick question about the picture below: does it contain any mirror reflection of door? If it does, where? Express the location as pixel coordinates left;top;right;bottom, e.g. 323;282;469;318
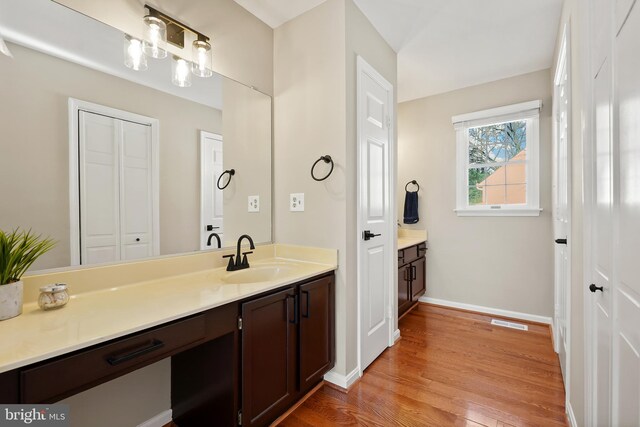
200;131;224;249
71;99;160;266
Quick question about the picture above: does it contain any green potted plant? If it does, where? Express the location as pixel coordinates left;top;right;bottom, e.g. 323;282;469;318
0;229;55;320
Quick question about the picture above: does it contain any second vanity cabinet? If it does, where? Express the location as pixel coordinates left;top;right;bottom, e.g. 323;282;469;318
398;242;427;317
241;274;334;427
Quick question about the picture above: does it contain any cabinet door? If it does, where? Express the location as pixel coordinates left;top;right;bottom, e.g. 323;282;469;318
398;266;412;317
299;276;334;392
241;288;297;427
411;257;426;300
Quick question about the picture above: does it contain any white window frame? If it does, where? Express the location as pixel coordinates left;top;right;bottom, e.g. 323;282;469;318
452;100;542;217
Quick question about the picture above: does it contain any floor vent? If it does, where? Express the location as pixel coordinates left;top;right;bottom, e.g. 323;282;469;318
491;319;528;331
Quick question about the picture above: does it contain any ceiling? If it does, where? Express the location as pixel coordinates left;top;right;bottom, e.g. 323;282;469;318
234;0;564;102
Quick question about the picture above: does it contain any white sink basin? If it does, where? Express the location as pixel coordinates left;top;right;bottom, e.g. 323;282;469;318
221;264;297;284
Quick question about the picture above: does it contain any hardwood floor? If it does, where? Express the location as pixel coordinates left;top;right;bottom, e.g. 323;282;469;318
278;303;567;427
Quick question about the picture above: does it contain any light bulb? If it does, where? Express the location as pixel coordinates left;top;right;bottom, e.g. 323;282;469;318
124;35;147;71
142;15;167;59
172;56;192;87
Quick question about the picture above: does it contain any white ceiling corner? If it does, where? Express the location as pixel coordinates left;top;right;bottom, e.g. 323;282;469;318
235;0;564;102
233;0;326;28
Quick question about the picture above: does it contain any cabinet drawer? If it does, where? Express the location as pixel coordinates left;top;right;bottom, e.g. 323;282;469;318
402;242;427;265
21;315;206;403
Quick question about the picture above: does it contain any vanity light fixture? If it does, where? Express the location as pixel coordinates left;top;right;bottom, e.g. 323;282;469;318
171;55;192;87
126;5;214;85
124;34;148;71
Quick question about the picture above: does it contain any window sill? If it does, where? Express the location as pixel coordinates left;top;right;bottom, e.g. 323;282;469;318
454;208;542;217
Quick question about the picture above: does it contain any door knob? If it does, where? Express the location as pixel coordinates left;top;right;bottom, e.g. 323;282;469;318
555;238;567;244
589;284;603;293
363;230;381;241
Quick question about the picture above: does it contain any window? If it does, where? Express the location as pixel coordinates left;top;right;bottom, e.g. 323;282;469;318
452;100;542;216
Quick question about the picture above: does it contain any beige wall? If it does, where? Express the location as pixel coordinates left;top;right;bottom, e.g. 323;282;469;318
55;0;274;95
59;360;170;427
274;0;396;378
552;0;586;424
398;69;554;317
274;0;348;375
0;43;223;268
222;79;272;246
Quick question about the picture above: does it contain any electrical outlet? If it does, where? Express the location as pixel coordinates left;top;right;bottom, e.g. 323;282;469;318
248;195;259;212
290;193;304;212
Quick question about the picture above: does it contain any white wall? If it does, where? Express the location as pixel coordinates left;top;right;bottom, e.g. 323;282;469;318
274;0;396;379
398;69;554;318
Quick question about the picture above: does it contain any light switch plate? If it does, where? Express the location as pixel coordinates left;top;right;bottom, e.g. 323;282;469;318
248;195;259;212
290;193;304;212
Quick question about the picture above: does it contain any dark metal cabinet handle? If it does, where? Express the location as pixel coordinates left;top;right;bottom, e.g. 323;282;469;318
135;238;140;242
302;290;310;318
411;265;417;281
363;230;381;241
555;238;568;245
589;284;604;293
107;339;165;365
287;295;299;324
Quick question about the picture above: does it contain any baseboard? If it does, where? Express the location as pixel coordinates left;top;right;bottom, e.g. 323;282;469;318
136;410;172;427
419;297;552;325
323;366;360;390
566;401;578;427
393;329;401;343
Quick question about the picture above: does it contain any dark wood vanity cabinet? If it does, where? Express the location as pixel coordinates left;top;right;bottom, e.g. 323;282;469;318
241;274;335;427
398;242;427;318
1;272;335;427
241;287;298;427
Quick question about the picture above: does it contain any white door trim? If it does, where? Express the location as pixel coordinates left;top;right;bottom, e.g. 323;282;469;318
356;56;396;376
69;98;160;265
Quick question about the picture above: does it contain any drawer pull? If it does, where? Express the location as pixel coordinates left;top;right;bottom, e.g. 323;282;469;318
107;339;165;366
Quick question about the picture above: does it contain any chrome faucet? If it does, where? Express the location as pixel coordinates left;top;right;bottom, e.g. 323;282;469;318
206;232;221;248
223;234;255;271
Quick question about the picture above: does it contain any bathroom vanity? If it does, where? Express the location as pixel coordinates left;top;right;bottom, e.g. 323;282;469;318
397;231;428;317
0;245;336;427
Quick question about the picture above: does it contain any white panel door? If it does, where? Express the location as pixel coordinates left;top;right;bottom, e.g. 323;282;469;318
79;111;120;265
613;4;640;426
200;131;224;249
552;33;571;383
120;120;153;260
78;109;156;265
591;58;613;427
358;57;393;371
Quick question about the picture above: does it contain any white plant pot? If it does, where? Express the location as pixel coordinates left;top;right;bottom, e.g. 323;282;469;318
0;280;23;321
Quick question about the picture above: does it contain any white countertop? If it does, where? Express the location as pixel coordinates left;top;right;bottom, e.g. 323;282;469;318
397;228;427;250
0;256;336;374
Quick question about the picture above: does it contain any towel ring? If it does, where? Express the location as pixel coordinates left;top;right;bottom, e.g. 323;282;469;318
217;169;235;190
311;155;334;181
405;180;419;192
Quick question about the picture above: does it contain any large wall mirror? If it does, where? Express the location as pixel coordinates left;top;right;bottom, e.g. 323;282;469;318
0;0;272;271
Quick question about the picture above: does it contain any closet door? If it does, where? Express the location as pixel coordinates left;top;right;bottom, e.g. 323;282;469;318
79;111;120;265
120;121;153;260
